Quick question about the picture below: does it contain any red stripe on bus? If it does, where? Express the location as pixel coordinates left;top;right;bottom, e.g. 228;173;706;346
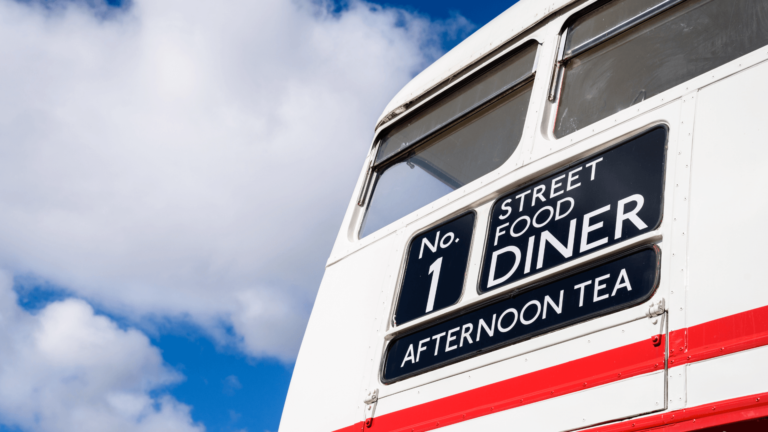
584;392;768;431
668;305;768;368
334;305;768;432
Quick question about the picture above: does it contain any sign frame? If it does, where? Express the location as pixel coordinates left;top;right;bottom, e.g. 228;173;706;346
390;210;479;328
380;244;661;384
475;125;668;295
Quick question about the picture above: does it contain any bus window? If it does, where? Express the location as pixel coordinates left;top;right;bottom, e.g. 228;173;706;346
554;0;768;138
360;44;538;238
564;0;669;57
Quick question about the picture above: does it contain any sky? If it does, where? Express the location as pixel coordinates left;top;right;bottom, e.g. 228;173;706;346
0;0;517;431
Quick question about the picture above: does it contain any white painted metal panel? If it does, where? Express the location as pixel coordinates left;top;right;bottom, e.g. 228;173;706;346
688;345;768;407
688;59;768;328
280;235;398;432
439;372;665;432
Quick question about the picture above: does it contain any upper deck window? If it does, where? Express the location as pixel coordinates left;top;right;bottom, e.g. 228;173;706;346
360;43;538;238
554;0;768;138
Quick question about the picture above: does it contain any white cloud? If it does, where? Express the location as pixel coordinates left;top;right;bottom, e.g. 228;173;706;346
0;0;470;360
0;272;203;432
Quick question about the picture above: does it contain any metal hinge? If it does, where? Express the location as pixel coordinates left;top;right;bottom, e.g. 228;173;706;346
647;298;666;318
363;389;379;428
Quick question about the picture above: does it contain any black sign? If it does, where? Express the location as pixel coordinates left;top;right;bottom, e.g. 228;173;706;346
383;247;660;382
479;127;666;293
394;213;475;326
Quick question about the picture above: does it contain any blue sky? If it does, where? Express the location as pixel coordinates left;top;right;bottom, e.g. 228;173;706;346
0;1;517;432
370;0;516;47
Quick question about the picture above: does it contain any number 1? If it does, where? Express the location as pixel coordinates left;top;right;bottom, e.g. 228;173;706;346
426;257;443;313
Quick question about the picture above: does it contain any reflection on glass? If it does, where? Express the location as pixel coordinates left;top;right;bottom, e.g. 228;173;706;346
375;43;537;165
556;0;768;138
361;84;533;238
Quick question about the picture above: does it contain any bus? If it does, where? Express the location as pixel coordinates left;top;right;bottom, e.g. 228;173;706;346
280;0;768;430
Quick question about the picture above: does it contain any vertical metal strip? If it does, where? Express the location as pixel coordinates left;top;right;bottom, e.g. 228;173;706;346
548;29;567;102
357;142;379;206
667;90;697;410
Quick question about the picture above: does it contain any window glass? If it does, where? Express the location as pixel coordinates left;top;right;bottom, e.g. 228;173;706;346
376;43;537;165
564;0;667;56
361;83;533;238
555;0;768;138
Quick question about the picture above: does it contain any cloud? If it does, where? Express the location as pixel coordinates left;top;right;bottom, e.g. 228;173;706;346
0;272;203;432
0;0;470;360
223;375;242;396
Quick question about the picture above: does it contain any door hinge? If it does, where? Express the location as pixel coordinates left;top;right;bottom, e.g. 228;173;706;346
363;389;378;428
647;298;665;318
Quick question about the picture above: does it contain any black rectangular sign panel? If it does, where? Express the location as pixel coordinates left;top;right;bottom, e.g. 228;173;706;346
479;127;666;293
395;213;475;325
383;247;660;383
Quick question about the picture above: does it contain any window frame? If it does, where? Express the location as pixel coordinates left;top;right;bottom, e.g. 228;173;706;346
549;0;686;103
356;40;542;238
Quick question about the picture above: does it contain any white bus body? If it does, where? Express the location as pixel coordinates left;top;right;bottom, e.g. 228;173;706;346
281;0;768;430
